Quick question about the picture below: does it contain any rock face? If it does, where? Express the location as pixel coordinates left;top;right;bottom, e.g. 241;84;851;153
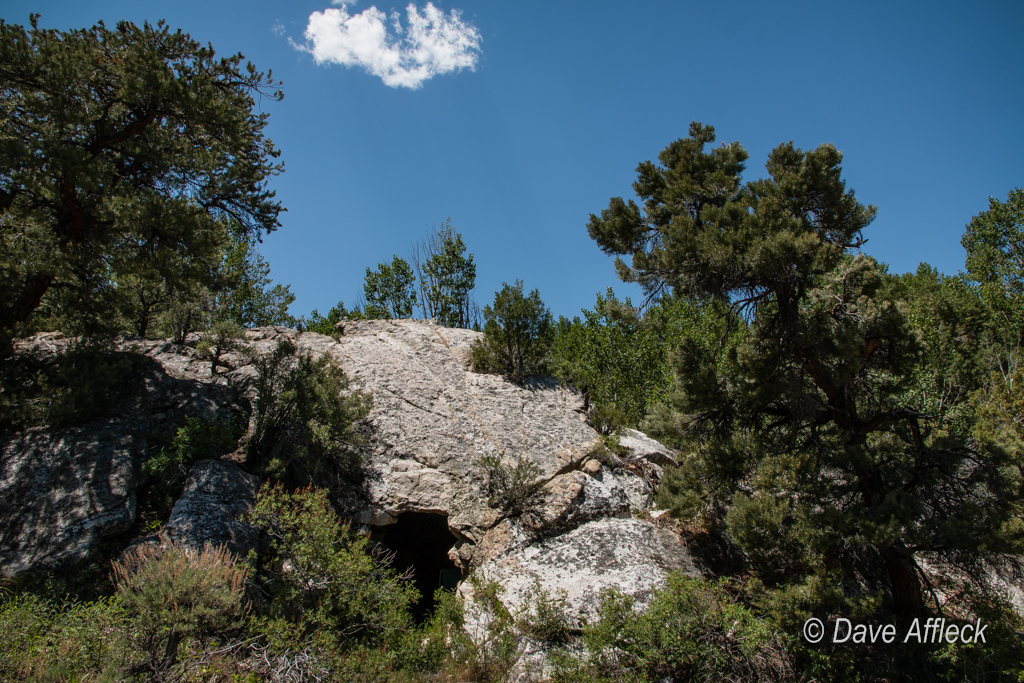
0;334;247;576
164;459;260;557
466;517;699;624
240;321;606;551
0;419;141;577
2;320;694;625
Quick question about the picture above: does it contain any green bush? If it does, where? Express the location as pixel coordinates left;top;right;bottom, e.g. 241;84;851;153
550;290;724;429
195;320;247;375
140;414;244;518
247;484;418;652
553;573;794;683
298;300;353;337
590;402;627;436
472;280;554;380
476;453;544;517
249;340;371;486
0;592;132;681
517;580;574;647
111;542;249;671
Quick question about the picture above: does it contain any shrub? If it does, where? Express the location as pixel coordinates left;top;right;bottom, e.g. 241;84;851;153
476;453;544;517
111;542;248;671
141;414;244;518
249;340;371;486
457;577;525;683
195;320;247;375
553;573;795;683
591;402;627;436
0;592;132;681
517;580;574;647
298;300;351;337
472;280;554;380
247;484;418;651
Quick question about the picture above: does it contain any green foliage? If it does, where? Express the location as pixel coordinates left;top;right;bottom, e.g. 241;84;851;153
590;402;627;436
215;231;297;329
0;341;143;432
552;574;794;683
411;218;478;328
472;280;554;380
475;454;543;517
0;17;284;353
894;266;990;434
963;187;1024;301
586;121;749;299
247;484;419;650
111;542;248;670
141;414;243;517
196;320;247;375
457;577;526;682
551;289;724;427
299;300;353;337
960;188;1024;425
249;340;371;486
0;592;131;681
363;255;417;319
517;580;574;647
595;123;1024;619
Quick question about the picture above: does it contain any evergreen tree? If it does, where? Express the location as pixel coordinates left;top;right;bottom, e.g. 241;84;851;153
472;281;553;380
0;17;284;353
591;122;1024;616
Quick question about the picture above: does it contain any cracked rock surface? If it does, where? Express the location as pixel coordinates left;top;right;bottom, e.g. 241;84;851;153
3;321;696;623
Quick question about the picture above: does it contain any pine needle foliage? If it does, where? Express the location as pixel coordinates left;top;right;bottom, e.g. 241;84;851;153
0;17;284;354
592;122;1024;618
249;340;371;487
472;280;554;381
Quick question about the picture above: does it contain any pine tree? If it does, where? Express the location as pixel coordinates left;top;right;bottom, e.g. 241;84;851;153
591;122;1024;616
472;281;553;380
0;17;284;353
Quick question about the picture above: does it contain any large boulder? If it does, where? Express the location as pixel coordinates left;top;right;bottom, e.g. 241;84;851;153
0;418;141;577
241;321;606;545
239;321;696;622
163;459;260;557
464;517;699;624
0;335;247;576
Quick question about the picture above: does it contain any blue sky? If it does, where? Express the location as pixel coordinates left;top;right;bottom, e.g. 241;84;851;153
5;1;1023;319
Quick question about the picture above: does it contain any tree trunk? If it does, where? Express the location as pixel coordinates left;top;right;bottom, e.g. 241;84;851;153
882;543;923;616
0;272;56;357
161;628;182;670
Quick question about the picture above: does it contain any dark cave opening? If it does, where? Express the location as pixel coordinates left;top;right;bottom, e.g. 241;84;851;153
374;512;462;621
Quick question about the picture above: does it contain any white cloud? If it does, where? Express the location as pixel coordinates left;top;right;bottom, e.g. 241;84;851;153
301;2;482;89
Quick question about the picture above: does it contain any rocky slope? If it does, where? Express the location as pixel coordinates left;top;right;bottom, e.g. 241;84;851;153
1;320;698;620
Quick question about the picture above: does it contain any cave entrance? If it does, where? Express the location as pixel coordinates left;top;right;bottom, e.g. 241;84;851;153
374;512;462;621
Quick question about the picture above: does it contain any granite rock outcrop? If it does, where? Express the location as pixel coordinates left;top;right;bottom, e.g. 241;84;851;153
1;320;695;624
